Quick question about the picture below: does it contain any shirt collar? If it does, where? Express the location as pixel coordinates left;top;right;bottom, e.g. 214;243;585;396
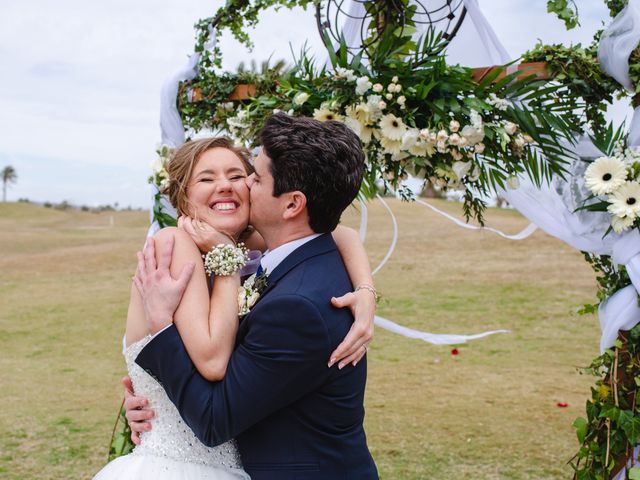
260;233;322;275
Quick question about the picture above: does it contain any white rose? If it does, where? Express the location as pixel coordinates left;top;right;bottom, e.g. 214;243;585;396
373;83;383;93
394;84;402;93
448;133;461;146
449;120;460;133
356;76;373;96
514;135;526;148
475;143;485;154
461;125;484;145
437;130;449;142
504;122;518;136
293;92;310;105
453;161;472;179
397;95;406;106
379;100;387;110
392;75;399;83
401;129;419;150
419;128;430;139
458;136;468;148
507;176;520;190
451;149;463;161
523;134;534;144
387;84;396;93
386;93;393;100
247;291;260;309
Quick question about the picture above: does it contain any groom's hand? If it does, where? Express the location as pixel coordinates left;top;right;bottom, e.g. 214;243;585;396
133;235;194;335
122;376;153;445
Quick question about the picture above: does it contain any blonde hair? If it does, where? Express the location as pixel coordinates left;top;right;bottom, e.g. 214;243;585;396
163;137;253;217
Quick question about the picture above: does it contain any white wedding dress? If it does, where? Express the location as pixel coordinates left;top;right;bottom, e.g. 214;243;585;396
94;335;250;480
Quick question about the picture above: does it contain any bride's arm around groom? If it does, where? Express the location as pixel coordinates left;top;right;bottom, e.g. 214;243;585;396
133;113;379;479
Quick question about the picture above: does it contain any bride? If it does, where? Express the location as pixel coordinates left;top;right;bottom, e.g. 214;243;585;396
93;137;376;479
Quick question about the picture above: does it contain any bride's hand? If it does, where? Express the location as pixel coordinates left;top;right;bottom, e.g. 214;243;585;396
328;287;376;369
122;376;154;445
178;215;235;252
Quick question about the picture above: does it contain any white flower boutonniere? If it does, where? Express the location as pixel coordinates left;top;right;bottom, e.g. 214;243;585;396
238;271;269;316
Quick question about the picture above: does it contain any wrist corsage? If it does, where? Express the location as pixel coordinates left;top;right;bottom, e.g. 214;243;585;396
203;243;249;276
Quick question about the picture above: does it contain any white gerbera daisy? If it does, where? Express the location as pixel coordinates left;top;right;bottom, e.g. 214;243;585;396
345;103;372;125
379;114;406;141
313;108;343;122
380;136;402;155
409;140;434;157
608;182;640;218
585;156;627;196
612;214;635;234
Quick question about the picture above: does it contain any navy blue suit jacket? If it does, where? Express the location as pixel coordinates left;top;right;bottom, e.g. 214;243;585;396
136;233;378;479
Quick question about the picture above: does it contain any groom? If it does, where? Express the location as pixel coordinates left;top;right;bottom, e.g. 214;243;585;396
130;113;379;479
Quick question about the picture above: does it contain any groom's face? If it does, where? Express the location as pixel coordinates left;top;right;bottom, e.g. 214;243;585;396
246;149;281;235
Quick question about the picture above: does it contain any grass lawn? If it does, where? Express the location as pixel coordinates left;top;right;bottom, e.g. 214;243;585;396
0;200;599;479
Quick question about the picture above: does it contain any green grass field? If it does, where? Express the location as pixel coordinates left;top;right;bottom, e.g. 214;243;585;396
0;200;600;479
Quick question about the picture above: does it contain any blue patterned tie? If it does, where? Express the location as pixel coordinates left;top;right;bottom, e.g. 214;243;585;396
256;263;264;278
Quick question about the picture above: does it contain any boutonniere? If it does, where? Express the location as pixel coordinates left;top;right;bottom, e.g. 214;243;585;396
238;271;268;316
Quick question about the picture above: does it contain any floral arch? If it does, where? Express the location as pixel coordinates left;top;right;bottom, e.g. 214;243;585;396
117;1;640;478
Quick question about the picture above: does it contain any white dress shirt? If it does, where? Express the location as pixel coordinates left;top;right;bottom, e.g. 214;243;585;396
259;233;322;275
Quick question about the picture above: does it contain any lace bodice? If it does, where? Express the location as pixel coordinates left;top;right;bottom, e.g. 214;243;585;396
124;336;243;470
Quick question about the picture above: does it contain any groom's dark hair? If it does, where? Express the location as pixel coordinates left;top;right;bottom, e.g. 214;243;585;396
259;113;364;233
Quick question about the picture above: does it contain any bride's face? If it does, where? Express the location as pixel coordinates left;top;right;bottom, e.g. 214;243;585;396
186;147;251;238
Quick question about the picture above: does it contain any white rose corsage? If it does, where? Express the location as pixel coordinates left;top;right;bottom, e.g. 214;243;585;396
238;271;269;315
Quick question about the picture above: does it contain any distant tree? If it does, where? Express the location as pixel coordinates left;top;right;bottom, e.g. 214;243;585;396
2;165;17;202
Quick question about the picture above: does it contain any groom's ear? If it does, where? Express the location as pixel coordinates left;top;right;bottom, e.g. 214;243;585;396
282;191;307;220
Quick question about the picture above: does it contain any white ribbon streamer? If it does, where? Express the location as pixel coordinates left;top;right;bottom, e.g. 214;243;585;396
371;195;398;276
415;198;538;240
374;316;509;345
358;199;368;243
599;285;640;352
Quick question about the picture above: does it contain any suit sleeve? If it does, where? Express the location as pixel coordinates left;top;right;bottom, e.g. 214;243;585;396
135;294;331;447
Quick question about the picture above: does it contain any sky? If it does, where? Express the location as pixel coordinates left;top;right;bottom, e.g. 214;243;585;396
0;0;630;208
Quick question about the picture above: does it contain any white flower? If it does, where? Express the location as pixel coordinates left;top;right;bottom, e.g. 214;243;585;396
222;102;235;111
437;130;449;142
151;157;165;174
475;143;486;154
387;84;396;93
453;161;472;179
293;92;310;105
449;120;460;133
346;103;372;125
523;134;534;144
419;128;430;139
372;83;383;93
469;109;483;129
409;140;435;157
397;95;407;106
392;75;399;83
313;108;343;122
436;140;448;153
385;93;393;100
380;137;403;155
359;126;374;144
607;182;640;218
612;215;635;233
379;114;407;141
344;116;362;137
504;122;518;136
448;133;461;146
458;136;468;148
356;76;373;96
514;135;526;149
487;93;510;111
507;176;520;190
451;149;463;161
460;125;484;145
585;156;628;196
401;129;419;150
378;100;387;110
159;178;170;191
394;84;402;93
335;67;357;82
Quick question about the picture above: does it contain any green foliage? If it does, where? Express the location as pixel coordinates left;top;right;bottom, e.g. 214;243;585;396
108;403;134;461
581;253;631;307
570;326;640;479
522;42;623;132
547;0;580;30
606;0;628;18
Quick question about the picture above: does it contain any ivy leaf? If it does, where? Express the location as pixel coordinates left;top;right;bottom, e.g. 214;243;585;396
573;416;588;443
622;416;640;444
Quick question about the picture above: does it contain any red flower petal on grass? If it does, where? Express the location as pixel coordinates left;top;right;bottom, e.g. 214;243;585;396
451;348;459;356
557;402;568;408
